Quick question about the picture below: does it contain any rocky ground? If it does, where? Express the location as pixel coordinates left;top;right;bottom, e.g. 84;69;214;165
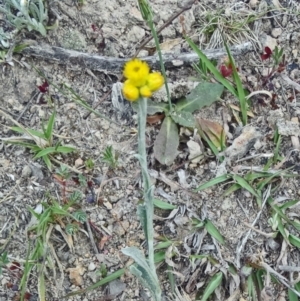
1;0;300;300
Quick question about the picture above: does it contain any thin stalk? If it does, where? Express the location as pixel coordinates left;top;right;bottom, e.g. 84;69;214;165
148;21;172;112
138;0;172;112
137;97;155;271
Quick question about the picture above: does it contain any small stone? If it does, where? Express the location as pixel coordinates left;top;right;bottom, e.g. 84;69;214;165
109;279;126;296
75;158;83;167
88;262;96;271
271;28;282;38
21;165;32;178
249;0;258;8
187;140;202;163
261;34;277;51
127;26;145;44
225;127;261;160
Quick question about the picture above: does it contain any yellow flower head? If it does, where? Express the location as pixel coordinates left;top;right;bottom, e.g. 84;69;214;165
123;59;150;87
140;85;152;98
122;80;139;102
147;72;164;92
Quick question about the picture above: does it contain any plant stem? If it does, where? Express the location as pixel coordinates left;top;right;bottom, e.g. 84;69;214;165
138;97;154;268
148;23;172;112
137;97;161;300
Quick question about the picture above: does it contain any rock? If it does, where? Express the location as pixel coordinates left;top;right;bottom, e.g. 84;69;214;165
21;165;32;178
127;26;145;44
88;262;96;271
260;34;277;51
108;279;126;296
249;0;258;8
75;157;83;167
187;140;202;163
225;127;261;160
271;28;282;38
29;163;44;180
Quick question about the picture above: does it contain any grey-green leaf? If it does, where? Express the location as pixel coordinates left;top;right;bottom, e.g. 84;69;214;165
170;111;195;127
153;117;179;165
176;82;224;113
131;99;168;115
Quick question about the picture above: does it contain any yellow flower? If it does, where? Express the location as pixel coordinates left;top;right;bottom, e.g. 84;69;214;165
147;72;164;91
122;80;139;101
140;85;152;98
123;59;150;87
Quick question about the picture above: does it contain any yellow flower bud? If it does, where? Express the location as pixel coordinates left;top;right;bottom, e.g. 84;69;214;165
140;85;152;98
147;72;164;91
123;59;150;87
122;80;139;101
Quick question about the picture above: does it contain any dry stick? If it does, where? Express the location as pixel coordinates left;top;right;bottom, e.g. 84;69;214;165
82;0;197;119
235;185;271;269
85;219;99;255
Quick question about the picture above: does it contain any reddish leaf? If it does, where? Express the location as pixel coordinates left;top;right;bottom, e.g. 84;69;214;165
220;65;232;77
38;80;49;93
99;236;109;250
91;24;97;32
10;262;20;271
261;46;272;60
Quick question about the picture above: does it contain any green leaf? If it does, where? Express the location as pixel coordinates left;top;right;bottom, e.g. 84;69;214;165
176;82;224;113
153;198;177;210
195;174;231;191
153;116;179;165
205;220;225;244
10;127;46;139
232;174;262;207
223;183;241;196
55;146;76;154
42;155;52;171
288;288;299;301
147;100;168;115
185;36;237;97
34;147;56;158
170;110;195;127
44;111;56;140
200;272;223;301
154;241;173;250
289;234;300;248
223;39;247;125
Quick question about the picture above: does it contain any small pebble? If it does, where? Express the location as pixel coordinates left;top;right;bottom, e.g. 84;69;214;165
88;262;96;271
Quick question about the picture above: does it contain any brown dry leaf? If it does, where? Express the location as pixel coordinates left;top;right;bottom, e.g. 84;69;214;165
197;118;225;149
147;113;165;125
67;262;85;286
228;104;255;117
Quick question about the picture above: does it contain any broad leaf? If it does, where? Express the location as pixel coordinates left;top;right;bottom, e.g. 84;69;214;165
132;99;168;115
170;111;195;127
154;117;179;165
176;82;224;113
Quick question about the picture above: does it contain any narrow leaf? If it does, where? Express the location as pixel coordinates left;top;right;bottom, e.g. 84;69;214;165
153;199;177;210
205;220;225;244
185;36;237;96
153;117;179;165
195;174;230;192
200;272;223;301
45;111;56;140
289;234;300;248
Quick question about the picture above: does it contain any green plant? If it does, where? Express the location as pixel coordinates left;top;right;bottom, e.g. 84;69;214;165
102;146;119;169
20;199;87;301
185;36;248;125
0;0;48;36
0;251;9;275
85;158;95;169
0;110;76;170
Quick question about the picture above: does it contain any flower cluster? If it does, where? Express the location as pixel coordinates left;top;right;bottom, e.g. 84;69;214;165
122;59;164;101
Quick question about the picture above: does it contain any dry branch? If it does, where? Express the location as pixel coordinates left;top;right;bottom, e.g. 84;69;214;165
21;42;254;72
